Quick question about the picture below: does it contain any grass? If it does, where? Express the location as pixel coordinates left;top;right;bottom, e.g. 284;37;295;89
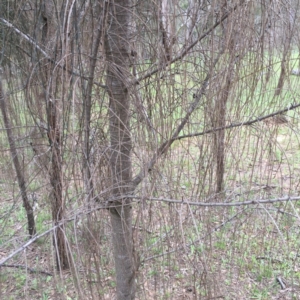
1;52;300;299
2;163;295;299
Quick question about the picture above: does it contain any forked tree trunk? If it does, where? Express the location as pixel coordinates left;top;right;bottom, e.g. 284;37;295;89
105;1;136;299
0;71;36;237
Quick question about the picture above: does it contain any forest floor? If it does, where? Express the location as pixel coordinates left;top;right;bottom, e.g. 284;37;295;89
1;122;300;299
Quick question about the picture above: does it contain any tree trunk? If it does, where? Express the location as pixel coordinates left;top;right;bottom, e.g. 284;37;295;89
214;0;235;193
83;12;103;204
105;1;136;299
214;75;231;193
0;71;36;237
40;1;69;270
47;99;69;270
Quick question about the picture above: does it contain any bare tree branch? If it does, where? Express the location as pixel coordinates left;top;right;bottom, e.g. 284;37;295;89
133;0;245;84
132;52;222;188
127;195;300;207
1;193;297;267
176;102;300;141
142;207;247;263
0;17;106;89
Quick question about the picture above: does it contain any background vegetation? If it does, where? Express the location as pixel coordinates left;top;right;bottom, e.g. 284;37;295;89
1;0;300;299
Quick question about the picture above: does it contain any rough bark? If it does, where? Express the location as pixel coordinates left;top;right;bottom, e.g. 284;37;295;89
214;73;232;193
214;0;235;193
105;1;136;298
47;97;69;270
0;72;36;237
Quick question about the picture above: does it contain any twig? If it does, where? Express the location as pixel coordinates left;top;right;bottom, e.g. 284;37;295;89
127;195;300;207
140;194;300;263
276;276;287;289
0;17;106;89
1;193;298;266
256;257;282;264
0;18;50;60
0;200;108;266
0;225;59;266
0;264;53;276
176;102;300;141
134;0;245;84
142;207;247;263
253;207;298;218
132;51;223;188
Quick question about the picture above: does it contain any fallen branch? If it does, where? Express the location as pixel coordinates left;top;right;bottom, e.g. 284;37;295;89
276;276;287;289
0;264;52;276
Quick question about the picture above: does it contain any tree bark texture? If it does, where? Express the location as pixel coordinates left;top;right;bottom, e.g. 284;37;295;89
0;72;36;237
40;1;69;270
214;0;235;193
47;98;69;270
105;1;136;299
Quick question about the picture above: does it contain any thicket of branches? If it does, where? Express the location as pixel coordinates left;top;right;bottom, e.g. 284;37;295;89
1;0;300;299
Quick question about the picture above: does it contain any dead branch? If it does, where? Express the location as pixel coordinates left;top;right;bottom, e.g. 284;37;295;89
0;264;53;276
0;17;106;89
127;195;300;207
176;102;300;140
134;0;245;84
1;193;299;267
